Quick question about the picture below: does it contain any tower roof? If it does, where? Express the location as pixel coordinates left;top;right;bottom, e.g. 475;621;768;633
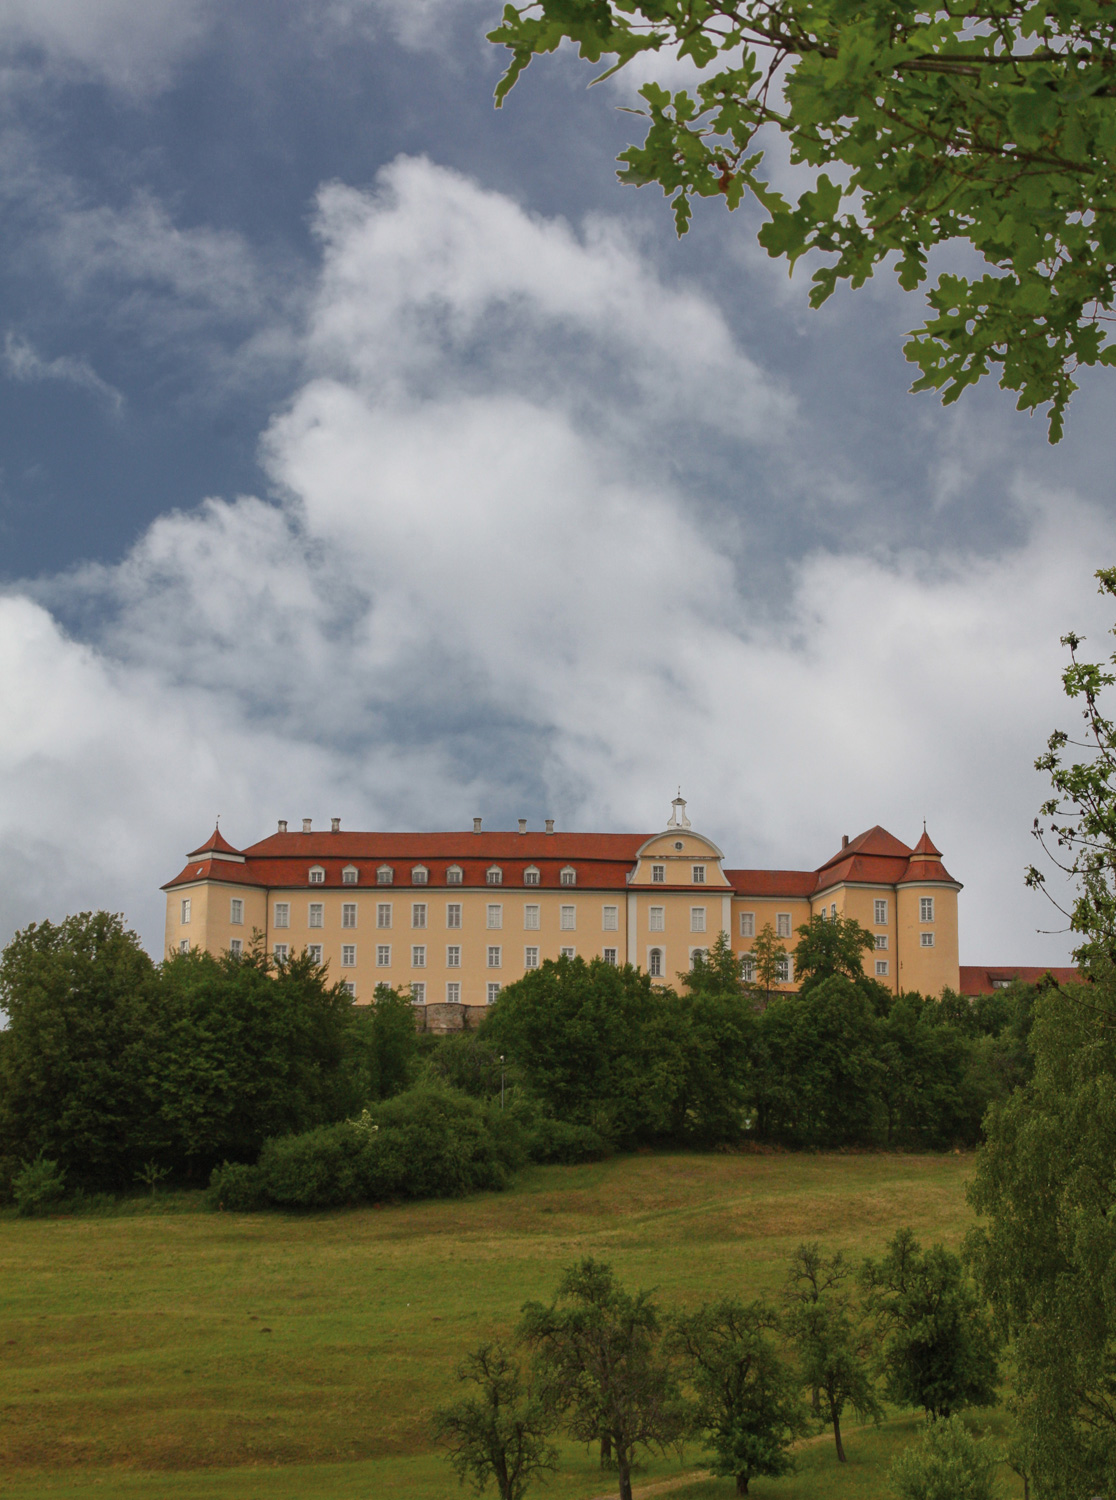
908;826;942;859
187;827;242;859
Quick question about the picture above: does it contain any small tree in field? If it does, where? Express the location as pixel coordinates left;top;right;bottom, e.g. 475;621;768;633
518;1258;685;1500
783;1243;881;1463
670;1298;805;1495
889;1415;1000;1500
433;1341;557;1500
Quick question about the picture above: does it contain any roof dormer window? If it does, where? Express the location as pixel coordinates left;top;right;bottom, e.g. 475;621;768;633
309;865;325;884
560;866;576;887
487;865;503;886
412;865;428;885
342;865;359;885
446;865;463;885
523;866;540;885
377;864;394;885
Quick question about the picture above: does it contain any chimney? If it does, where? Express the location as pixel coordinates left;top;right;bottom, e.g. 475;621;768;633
545;818;554;834
278;819;288;833
302;818;312;833
331;817;340;833
473;817;483;834
841;834;849;848
518;818;527;834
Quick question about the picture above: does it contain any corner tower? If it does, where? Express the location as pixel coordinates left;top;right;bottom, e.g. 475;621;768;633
896;827;962;994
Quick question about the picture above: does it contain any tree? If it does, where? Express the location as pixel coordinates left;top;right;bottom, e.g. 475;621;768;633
673;932;757;1145
489;1;1116;440
746;923;786;1007
518;1258;686;1500
358;982;419;1100
792;913;876;992
669;1298;805;1494
433;1341;558;1500
0;911;159;1188
861;1228;998;1420
888;1415;1000;1500
783;1244;881;1463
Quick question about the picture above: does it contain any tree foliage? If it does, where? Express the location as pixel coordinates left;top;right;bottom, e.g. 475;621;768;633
433;1341;558;1500
490;0;1116;439
888;1415;1000;1500
746;922;787;1004
792;912;876;992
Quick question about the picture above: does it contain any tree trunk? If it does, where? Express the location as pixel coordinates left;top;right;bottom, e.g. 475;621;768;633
735;1474;750;1495
600;1432;612;1468
832;1406;846;1463
617;1456;633;1500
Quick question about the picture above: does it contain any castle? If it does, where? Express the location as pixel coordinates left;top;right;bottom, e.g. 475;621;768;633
162;797;962;1004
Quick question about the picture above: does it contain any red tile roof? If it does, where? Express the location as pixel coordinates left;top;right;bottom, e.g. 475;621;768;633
242;830;647;862
814;853;912;893
959;965;1080;995
817;826;911;874
725;869;818;898
897;858;959;887
187;827;243;858
909;827;942;859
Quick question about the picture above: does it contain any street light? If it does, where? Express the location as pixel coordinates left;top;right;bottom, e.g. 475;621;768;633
500;1054;505;1111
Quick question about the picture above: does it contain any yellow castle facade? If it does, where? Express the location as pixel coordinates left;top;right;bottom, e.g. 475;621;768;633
162;797;962;1003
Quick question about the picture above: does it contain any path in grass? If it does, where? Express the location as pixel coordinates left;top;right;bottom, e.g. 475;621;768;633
1;1150;983;1499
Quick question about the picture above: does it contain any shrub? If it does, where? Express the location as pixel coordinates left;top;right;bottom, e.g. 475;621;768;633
206;1161;266;1212
527;1117;611;1164
257;1121;368;1208
889;1416;999;1500
14;1154;67;1217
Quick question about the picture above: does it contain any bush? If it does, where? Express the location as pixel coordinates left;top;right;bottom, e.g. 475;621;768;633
14;1154;67;1217
257;1120;368;1208
206;1161;267;1212
889;1416;999;1500
527;1117;611;1164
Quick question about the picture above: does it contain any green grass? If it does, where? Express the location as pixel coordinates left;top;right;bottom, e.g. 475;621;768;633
0;1150;1014;1499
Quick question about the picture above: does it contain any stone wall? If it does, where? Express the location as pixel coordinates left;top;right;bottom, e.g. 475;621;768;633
415;1002;488;1034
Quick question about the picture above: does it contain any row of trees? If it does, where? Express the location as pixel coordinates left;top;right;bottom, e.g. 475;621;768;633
436;1237;998;1500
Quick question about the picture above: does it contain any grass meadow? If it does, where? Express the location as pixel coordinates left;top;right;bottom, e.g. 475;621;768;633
0;1150;1023;1499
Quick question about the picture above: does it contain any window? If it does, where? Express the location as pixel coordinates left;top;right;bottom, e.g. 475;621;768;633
830;903;837;920
992;979;1012;990
412;945;426;967
920;932;936;948
342;865;359;885
560;946;576;959
342;981;356;997
875;935;888;950
649;906;665;933
179;938;189;954
309;866;325;884
412;903;427;929
874;898;888;924
776;912;792;939
560;905;576;931
739;911;755;937
691;948;708;964
274;943;289;961
447;945;461;967
691;907;706;933
446;865;463;885
230;898;243;925
274;902;289;928
487;982;501;1004
377;903;391;929
649;949;663;977
230;938;243;957
411;982;426;1004
181;898;191;923
920;897;935;922
309;903;324;928
525;947;539;969
342;945;356;967
602;905;619;931
524;904;540;930
487;945;502;967
775;955;791;983
447;903;462;929
411;865;428;885
876;959;890;976
376;945;390;967
487;865;503;886
342;903;357;929
308;944;322;964
603;948;617;965
377;865;394;885
487;904;503;930
560;866;576;887
446;982;461;1003
692;865;706;884
652;864;665;883
523;866;540;885
740;957;755;983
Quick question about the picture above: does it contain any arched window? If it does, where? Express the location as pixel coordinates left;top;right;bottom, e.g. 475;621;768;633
690;948;708;965
523;866;540;885
342;865;359;885
560;866;577;887
446;865;463;885
649;948;663;978
309;865;325;884
377;864;394;885
411;865;428;885
486;865;503;886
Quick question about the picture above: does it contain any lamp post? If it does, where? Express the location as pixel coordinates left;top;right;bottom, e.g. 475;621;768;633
500;1054;505;1111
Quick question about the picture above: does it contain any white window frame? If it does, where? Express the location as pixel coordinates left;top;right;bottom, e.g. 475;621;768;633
447;903;462;929
447;945;461;967
560;866;577;887
487;945;502;968
920;932;936;948
487;982;501;1004
776;912;792;939
273;902;289;929
739;911;755;937
377;903;392;929
523;866;540;886
690;907;707;933
230;898;243;925
412;945;426;967
342;980;356;997
179;938;190;954
560;905;576;931
486;865;503;886
875;934;888;950
446;982;461;1004
648;948;663;977
740;956;755;983
524;904;540;931
376;944;391;967
411;865;428;886
775;955;791;983
181;897;191;924
273;942;289;961
690;947;708;964
342;903;358;929
412;902;427;929
341;944;356;968
308;902;324;929
229;938;243;957
920;897;936;923
309;866;325;884
649;906;665;933
692;865;706;884
377;864;394;885
602;905;619;931
487;904;503;930
874;898;888;925
560;946;576;959
411;981;426;1004
603;948;618;965
342;865;359;885
524;946;539;969
307;944;322;964
446;865;463;885
652;864;665;884
876;959;890;976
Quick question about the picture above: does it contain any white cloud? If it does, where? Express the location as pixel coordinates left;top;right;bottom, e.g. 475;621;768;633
3;331;123;410
2;157;1105;969
0;0;213;93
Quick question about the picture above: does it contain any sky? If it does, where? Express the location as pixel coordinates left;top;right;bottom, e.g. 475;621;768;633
0;0;1112;964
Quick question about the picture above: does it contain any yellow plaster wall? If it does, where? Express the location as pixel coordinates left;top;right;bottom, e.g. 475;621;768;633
896;883;960;995
629;831;730;887
163;881;266;959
